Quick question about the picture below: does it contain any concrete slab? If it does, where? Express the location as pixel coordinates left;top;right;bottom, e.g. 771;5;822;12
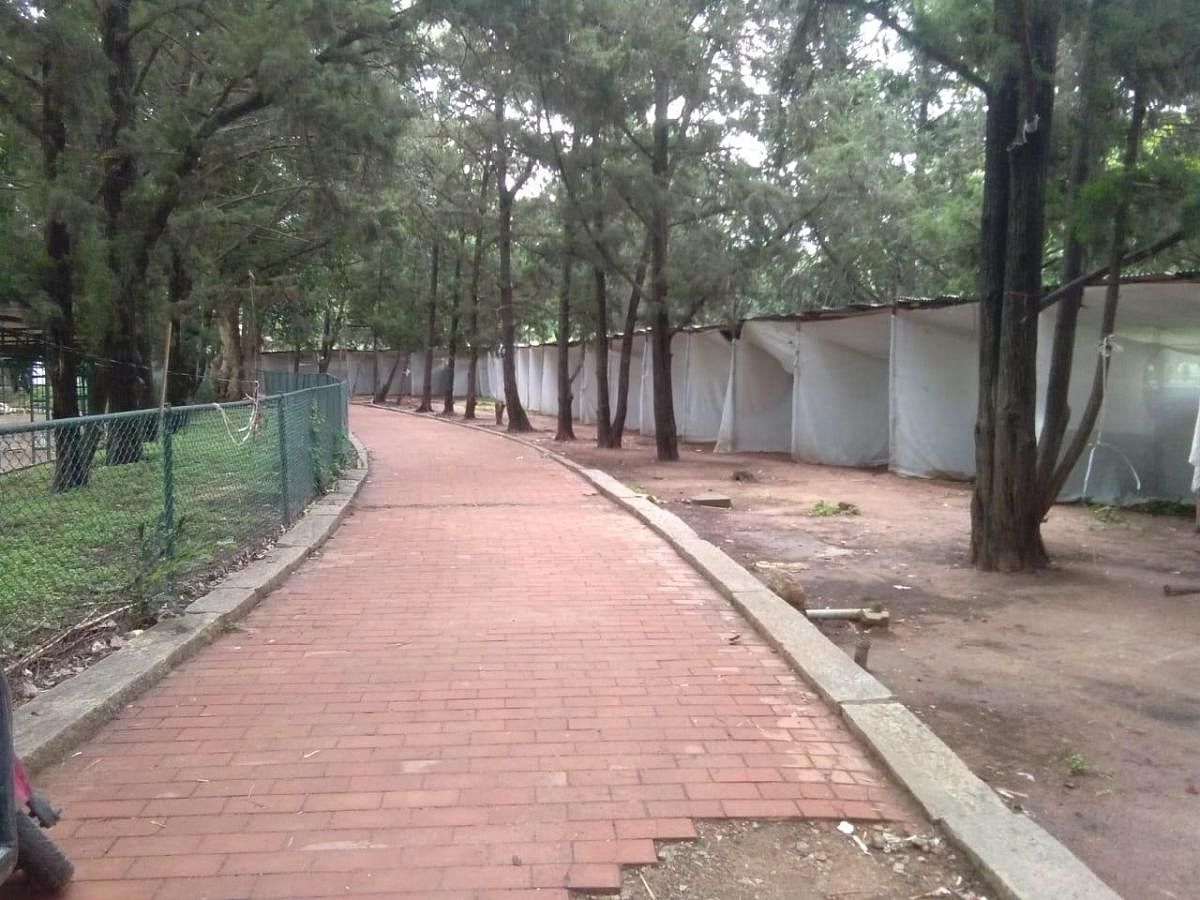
183;585;260;622
276;512;342;548
583;467;641;499
841;701;1009;824
690;492;732;508
732;588;894;706
624;497;700;545
219;543;310;592
672;538;770;596
841;702;1121;900
944;802;1122;900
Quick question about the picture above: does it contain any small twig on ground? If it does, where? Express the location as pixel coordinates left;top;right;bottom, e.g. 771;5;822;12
639;871;657;900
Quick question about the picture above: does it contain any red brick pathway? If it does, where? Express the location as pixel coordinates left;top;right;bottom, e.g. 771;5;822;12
19;406;906;899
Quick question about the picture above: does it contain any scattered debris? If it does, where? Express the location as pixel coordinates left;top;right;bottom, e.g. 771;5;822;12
807;603;890;627
1162;583;1200;597
836;821;856;835
854;633;872;670
763;569;807;612
690;492;733;508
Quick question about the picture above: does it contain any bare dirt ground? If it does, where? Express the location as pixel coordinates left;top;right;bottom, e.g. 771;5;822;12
394;400;1199;900
580;819;988;900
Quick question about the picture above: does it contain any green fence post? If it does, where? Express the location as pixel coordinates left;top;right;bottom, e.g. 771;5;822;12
277;396;291;525
162;414;176;557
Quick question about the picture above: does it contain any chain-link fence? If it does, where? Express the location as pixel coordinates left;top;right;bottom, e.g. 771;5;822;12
0;373;349;664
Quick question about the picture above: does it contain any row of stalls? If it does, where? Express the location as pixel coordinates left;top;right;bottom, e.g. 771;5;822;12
500;328;734;443
491;277;1200;505
259;350;491;400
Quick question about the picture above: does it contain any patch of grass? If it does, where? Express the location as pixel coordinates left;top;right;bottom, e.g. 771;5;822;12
1126;498;1195;518
1065;751;1090;776
1087;502;1123;525
0;407;342;659
809;499;860;517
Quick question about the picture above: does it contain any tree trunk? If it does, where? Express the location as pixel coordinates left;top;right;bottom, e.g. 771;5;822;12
610;232;651;447
443;233;466;414
649;69;678;461
417;238;440;412
590;124;613;448
556;242;576;442
40;45;91;490
1036;0;1103;504
243;306;262;392
95;0;154;460
494;91;532;432
464;165;490;421
971;0;1060;571
165;246;198;409
1044;85;1146;502
374;353;402;404
318;304;335;375
392;352;411;403
216;306;244;401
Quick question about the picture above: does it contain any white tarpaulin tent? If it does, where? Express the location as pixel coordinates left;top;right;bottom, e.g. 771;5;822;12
716;313;889;466
641;328;731;442
1037;279;1200;504
717;320;795;454
516;347;531;406
575;336;646;428
538;346;560;414
890;302;980;480
795;313;891;466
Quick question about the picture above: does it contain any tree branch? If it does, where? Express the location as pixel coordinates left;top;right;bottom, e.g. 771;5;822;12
1037;228;1188;312
851;1;992;96
0;88;40;138
129;0;206;40
0;53;40;93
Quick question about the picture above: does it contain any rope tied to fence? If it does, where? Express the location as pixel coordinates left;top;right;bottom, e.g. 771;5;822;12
211;381;263;446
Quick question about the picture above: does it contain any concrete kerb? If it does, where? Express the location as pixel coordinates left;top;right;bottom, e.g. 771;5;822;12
369;403;1121;900
14;431;370;774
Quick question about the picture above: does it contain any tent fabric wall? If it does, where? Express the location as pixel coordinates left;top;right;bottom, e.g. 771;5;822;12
889;304;979;480
488;354;506;401
679;330;732;442
539;347;560;416
638;330;730;441
574;339;644;429
717;321;794;454
1038;284;1200;503
793;314;890;467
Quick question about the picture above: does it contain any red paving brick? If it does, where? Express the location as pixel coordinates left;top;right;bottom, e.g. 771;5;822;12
13;406;908;898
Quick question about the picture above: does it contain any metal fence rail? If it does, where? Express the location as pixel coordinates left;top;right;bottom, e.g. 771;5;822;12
0;373;349;663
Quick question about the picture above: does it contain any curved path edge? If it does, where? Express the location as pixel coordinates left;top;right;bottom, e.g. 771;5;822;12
370;403;1120;900
14;433;371;775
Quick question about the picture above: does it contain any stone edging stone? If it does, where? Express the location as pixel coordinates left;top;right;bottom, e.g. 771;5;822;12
370;402;1120;900
14;433;370;774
